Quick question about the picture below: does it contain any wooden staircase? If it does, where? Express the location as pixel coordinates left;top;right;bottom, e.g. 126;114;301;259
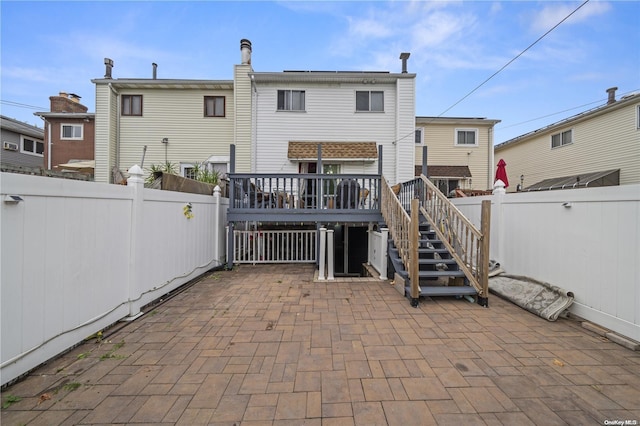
380;175;491;308
388;221;478;299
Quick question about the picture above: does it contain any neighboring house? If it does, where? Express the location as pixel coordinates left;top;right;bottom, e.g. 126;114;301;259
250;62;416;185
91;41;253;184
414;116;501;194
34;92;95;175
0;115;44;169
495;87;640;192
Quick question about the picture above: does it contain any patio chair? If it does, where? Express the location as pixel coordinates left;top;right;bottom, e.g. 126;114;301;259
335;179;360;209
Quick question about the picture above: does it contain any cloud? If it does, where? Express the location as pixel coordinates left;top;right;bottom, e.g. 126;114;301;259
528;1;611;33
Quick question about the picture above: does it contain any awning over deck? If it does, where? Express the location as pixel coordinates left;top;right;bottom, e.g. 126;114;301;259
524;169;620;191
288;141;378;161
415;165;472;178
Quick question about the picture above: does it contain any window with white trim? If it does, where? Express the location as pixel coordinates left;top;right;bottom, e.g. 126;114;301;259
181;163;198;180
21;135;44;156
415;128;424;144
277;90;305;111
551;129;572;148
455;129;478;146
61;124;83;140
356;91;384;112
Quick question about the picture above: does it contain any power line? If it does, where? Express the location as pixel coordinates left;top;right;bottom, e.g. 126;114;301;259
0;100;47;110
435;0;591;118
496;88;640;132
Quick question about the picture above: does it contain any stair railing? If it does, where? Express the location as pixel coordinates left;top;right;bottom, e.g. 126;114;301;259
381;178;421;300
419;176;491;305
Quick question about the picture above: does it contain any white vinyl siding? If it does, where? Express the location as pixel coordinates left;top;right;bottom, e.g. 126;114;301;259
417;121;494;190
495;99;640;187
254;82;399;179
116;88;234;177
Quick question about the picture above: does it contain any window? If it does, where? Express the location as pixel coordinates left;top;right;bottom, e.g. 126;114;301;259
181;164;197;180
122;95;142;116
356;91;384;112
61;124;83;140
277;90;305;111
21;136;44;156
204;96;225;117
455;129;477;146
415;128;423;144
551;129;572;148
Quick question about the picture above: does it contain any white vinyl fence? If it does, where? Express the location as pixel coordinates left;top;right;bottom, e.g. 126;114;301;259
452;184;640;342
1;166;228;385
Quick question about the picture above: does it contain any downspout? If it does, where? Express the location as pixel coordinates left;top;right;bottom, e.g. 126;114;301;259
44;118;52;170
108;83;120;174
488;126;494;190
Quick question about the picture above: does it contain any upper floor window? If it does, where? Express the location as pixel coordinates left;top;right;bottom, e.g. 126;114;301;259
455;129;478;146
204;96;225;117
21;136;44;156
356;91;384;112
61;124;83;140
277;90;305;111
122;95;142;116
551;129;572;148
415;128;423;144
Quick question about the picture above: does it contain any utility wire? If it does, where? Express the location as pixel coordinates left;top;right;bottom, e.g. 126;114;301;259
435;0;591;118
1;99;47;110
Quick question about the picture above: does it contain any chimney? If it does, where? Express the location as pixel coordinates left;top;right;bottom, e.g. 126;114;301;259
50;92;88;113
59;91;68;98
104;58;114;79
69;93;81;103
606;87;618;105
152;63;157;79
399;52;410;73
240;39;252;65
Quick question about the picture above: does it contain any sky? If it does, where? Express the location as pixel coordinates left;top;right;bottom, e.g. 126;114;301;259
1;0;639;144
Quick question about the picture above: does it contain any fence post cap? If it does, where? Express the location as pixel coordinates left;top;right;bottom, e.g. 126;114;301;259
492;179;506;195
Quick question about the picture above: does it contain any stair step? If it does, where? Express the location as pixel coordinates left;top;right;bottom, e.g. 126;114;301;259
418;270;465;278
409;285;478;297
417;258;457;265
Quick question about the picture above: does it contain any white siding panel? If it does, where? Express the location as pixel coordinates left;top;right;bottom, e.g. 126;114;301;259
117;88;235;175
496;101;640;190
254;82;399;180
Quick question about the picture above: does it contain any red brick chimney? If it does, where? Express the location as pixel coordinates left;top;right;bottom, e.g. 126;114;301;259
50;92;88;113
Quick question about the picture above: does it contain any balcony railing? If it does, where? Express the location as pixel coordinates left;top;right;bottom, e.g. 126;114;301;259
227;173;382;223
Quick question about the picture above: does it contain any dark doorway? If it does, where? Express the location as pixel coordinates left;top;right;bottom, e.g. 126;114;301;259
333;225;368;276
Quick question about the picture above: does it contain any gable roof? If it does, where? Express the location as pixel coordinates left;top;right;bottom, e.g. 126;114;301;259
288;142;378;160
0;115;44;139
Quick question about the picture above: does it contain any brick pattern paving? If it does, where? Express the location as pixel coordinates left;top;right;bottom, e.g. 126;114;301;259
2;264;639;425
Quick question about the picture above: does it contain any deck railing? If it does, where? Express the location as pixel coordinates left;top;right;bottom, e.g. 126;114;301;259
419;176;491;303
226;173;383;224
381;176;491;304
234;229;316;264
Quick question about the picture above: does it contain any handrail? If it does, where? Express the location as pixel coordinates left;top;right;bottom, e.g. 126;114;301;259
418;175;490;302
381;178;420;299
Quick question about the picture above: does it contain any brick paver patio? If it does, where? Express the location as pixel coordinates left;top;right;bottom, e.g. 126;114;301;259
2;264;639;425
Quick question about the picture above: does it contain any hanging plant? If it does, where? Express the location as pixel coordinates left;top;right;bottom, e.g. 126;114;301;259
183;203;194;219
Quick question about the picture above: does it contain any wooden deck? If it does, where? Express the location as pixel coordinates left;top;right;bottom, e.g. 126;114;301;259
227;173;384;223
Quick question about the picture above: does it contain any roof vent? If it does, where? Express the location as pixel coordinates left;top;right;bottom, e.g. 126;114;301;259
399;52;410;73
606;86;618;105
104;58;114;79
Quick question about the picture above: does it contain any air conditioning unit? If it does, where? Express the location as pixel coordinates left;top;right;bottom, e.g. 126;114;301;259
3;142;19;151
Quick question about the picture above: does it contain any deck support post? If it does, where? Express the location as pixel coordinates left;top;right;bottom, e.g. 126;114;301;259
327;229;335;280
318;227;327;280
477;199;491;307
